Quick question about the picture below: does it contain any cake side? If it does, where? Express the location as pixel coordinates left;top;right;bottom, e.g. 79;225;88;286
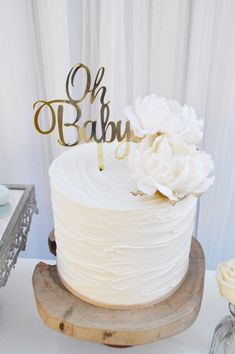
49;143;197;308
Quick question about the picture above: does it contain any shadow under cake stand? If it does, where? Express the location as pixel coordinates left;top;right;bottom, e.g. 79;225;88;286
32;232;205;347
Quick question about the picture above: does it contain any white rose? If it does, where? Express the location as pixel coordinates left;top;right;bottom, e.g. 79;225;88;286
217;260;235;305
129;134;214;201
124;95;203;145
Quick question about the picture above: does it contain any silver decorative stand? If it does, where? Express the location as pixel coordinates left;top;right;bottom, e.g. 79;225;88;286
0;185;38;288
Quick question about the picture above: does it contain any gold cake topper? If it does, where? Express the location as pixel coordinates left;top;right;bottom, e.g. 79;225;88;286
33;63;141;170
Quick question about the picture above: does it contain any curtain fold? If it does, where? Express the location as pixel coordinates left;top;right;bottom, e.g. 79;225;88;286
190;0;235;268
32;0;72;157
0;0;54;258
75;0;191;121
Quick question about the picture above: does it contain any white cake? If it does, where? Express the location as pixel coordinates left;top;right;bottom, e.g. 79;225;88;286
49;142;197;308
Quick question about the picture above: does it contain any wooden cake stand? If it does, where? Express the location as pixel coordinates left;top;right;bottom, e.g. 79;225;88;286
32;235;205;347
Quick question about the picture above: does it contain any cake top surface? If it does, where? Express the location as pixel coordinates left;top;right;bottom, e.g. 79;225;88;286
49;142;193;211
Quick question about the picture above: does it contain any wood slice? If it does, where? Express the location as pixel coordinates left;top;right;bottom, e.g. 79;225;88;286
32;237;205;347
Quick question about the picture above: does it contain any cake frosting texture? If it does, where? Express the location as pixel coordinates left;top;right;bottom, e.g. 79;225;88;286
49;143;197;308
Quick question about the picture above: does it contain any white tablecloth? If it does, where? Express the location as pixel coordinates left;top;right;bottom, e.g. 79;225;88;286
0;258;227;354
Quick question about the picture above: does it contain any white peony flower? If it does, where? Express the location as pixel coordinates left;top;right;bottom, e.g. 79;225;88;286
217;259;235;306
125;95;203;145
129;134;214;201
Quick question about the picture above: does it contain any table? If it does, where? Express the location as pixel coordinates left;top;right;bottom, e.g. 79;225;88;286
0;258;227;354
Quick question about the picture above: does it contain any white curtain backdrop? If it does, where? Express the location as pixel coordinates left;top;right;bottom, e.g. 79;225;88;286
0;0;234;268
